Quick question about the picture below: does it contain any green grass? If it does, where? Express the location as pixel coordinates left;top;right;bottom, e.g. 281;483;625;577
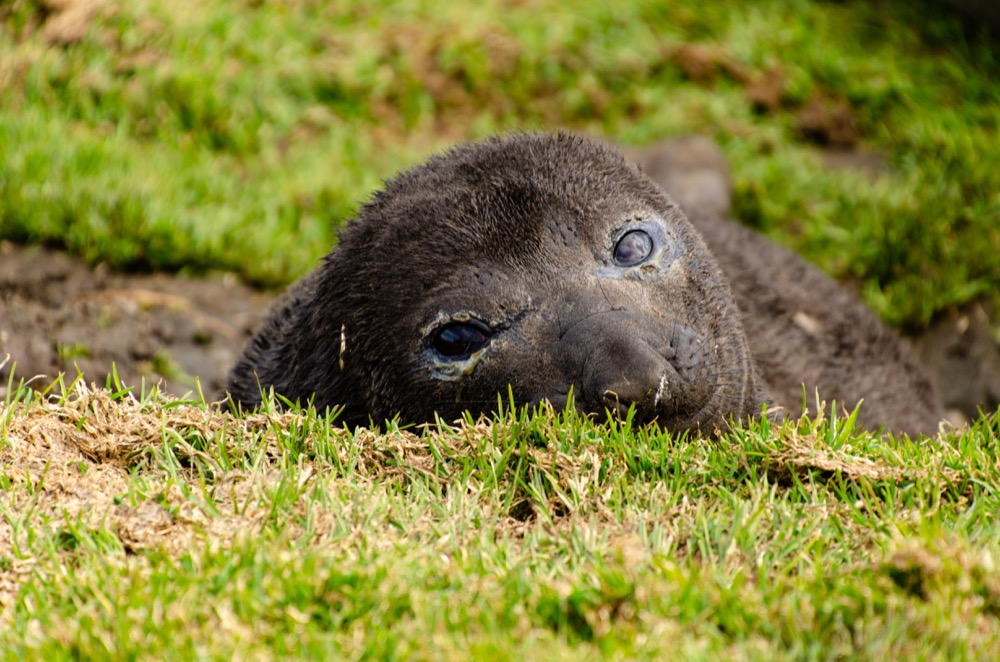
2;0;998;326
1;378;998;658
2;2;1000;657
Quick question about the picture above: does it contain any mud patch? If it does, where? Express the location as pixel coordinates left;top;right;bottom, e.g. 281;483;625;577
0;241;274;401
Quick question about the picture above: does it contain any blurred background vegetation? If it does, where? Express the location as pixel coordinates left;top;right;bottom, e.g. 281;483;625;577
1;0;998;329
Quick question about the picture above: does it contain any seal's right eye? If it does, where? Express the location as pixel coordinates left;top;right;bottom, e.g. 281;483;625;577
613;229;654;267
433;323;490;359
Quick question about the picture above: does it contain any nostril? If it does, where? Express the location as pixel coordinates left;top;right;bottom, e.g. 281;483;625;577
601;380;659;414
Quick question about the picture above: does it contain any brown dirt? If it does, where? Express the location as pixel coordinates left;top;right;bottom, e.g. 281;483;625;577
668;43;750;86
0;241;275;402
41;0;104;45
795;94;860;148
746;65;787;114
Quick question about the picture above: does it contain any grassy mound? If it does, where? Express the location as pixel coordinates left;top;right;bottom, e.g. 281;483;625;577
1;377;998;657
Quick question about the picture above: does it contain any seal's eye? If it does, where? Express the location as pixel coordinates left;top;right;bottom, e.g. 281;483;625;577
433;323;490;359
613;229;653;267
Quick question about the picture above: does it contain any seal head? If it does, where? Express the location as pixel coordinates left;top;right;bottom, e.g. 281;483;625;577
225;133;770;431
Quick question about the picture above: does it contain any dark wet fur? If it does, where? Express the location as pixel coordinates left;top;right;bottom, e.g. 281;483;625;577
693;214;942;437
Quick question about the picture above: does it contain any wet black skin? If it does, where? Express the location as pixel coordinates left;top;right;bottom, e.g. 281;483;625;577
225;133;770;431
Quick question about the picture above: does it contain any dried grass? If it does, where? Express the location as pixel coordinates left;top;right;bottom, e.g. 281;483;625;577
1;385;300;610
764;428;963;487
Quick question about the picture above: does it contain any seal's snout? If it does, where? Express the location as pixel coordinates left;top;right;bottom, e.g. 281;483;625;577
553;313;715;427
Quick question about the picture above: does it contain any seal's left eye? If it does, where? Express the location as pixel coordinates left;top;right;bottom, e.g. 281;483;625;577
433;323;490;359
613;229;653;267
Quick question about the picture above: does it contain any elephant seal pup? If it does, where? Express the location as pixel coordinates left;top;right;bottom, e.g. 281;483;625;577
225;132;771;432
